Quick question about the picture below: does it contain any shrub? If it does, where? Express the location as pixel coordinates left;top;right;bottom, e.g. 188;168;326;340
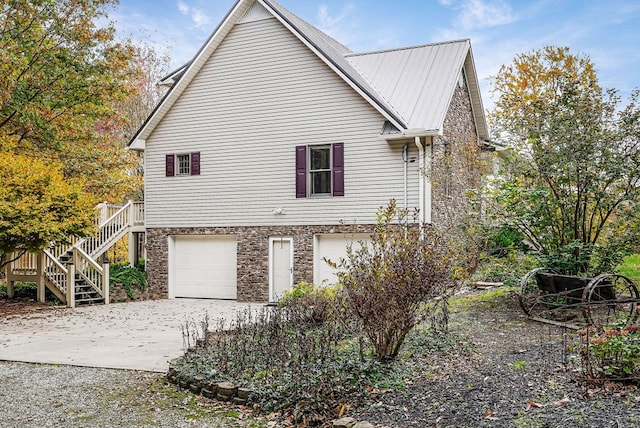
278;281;339;323
336;200;456;361
0;281;37;299
175;305;371;424
581;324;640;382
471;251;539;287
109;263;146;300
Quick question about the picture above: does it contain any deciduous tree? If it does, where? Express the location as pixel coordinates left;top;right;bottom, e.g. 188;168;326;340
490;46;640;274
0;0;141;201
0;141;95;270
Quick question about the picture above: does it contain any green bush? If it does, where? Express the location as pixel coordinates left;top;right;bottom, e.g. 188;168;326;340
109;263;146;300
471;251;538;287
0;281;37;299
581;324;640;382
278;281;339;323
485;225;525;257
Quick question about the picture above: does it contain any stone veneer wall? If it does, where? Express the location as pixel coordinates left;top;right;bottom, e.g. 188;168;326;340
145;224;375;302
431;77;480;226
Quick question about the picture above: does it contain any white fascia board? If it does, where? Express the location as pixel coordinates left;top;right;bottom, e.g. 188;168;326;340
259;0;405;131
379;128;441;142
129;138;145;151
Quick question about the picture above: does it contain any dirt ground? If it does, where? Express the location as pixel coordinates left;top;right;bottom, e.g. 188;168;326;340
2;289;640;427
352;287;640;427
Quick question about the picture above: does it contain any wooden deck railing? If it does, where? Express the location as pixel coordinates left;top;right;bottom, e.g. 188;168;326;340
5;201;141;307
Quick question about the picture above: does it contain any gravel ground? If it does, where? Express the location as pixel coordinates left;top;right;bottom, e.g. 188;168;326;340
0;361;268;428
352;288;640;427
2;290;640;428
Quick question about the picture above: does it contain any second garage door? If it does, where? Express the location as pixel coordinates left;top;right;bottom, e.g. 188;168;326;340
314;234;370;286
171;235;237;299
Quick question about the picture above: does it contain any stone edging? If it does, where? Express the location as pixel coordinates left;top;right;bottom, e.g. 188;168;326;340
166;359;375;427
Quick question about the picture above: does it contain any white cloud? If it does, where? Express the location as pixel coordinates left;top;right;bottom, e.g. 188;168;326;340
191;9;211;28
317;3;353;28
315;3;358;45
447;0;517;31
176;1;210;28
177;1;189;15
459;0;515;29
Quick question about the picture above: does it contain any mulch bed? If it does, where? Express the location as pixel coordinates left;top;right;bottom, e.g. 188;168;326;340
351;288;640;427
0;297;60;318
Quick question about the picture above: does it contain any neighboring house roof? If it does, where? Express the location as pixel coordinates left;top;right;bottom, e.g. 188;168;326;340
129;0;489;150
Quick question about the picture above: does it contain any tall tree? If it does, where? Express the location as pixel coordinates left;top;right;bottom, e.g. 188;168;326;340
490;46;640;274
0;139;95;269
0;0;141;201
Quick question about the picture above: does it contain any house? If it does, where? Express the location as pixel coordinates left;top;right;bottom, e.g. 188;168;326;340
129;0;490;302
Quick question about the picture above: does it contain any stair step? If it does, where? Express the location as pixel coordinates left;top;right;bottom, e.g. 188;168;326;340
75;298;105;306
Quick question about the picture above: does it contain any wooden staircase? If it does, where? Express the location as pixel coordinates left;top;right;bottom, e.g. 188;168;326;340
5;201;144;307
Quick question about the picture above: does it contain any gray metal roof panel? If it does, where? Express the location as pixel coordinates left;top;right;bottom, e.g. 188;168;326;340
346;40;470;132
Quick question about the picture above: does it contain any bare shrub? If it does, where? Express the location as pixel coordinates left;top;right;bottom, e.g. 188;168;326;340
336;199;457;361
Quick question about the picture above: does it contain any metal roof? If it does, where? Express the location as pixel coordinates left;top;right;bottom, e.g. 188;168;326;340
262;0;408;129
347;40;470;132
129;0;489;149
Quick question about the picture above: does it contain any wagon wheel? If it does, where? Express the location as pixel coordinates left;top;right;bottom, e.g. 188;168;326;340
583;274;640;329
519;267;560;318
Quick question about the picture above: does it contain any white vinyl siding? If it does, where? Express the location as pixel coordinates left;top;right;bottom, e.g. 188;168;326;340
144;16;422;228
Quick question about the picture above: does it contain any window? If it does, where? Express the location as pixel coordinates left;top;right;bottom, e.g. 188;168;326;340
309;146;331;195
295;143;344;198
177;154;191;175
165;152;200;177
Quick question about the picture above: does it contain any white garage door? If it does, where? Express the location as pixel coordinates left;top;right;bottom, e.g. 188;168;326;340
314;234;370;286
172;235;237;299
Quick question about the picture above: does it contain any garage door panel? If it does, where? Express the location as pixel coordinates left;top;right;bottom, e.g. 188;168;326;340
314;234;370;286
172;236;237;299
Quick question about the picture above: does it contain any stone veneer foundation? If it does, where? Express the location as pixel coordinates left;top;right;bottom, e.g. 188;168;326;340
145;224;375;302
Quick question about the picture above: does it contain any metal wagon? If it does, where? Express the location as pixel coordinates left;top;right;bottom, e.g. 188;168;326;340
518;268;640;328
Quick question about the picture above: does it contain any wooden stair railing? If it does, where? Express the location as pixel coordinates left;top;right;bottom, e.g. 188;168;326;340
5;201;140;307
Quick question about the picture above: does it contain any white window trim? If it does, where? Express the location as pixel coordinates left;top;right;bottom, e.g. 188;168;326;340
308;144;332;196
176;153;191;176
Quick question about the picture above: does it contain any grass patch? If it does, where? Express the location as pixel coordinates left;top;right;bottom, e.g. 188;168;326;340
616;254;640;281
448;286;515;312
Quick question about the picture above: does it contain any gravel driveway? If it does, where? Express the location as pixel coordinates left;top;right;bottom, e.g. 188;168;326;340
0;361;266;427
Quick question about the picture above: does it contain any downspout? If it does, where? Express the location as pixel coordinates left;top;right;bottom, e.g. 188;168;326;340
402;144;408;210
415;136;425;229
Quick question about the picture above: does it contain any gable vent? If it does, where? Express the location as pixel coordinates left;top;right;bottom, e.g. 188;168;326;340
239;2;273;23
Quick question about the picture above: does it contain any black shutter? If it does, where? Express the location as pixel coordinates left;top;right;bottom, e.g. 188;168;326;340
191;152;200;175
165;154;175;177
295;145;307;198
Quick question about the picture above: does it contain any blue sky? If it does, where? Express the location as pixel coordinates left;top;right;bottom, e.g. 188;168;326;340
112;0;640;111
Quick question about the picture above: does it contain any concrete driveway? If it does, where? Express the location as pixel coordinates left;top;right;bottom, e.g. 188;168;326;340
0;299;255;372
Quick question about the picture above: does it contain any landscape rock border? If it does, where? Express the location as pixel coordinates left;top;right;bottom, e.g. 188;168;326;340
166;358;376;427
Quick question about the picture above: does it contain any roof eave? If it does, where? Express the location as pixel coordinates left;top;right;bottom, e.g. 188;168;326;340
379;128;442;142
463;47;490;141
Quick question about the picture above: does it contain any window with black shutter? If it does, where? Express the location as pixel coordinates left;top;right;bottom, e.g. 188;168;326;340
295;143;344;198
165;152;200;176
